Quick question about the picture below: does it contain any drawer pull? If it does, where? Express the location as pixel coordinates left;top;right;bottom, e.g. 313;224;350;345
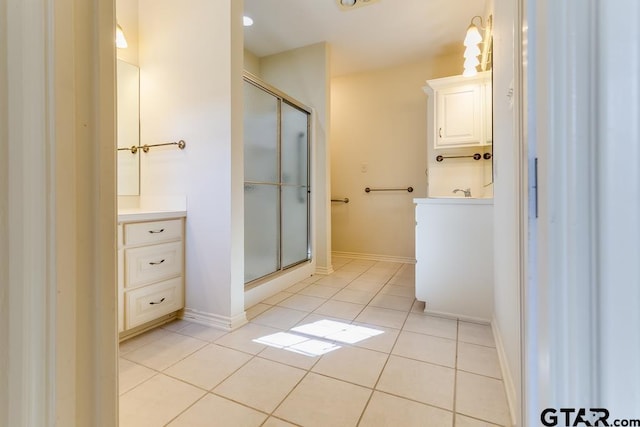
149;259;165;265
149;297;166;305
148;228;165;234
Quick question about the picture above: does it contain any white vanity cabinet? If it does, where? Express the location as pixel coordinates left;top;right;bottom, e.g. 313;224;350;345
425;71;492;149
118;213;186;338
414;198;494;322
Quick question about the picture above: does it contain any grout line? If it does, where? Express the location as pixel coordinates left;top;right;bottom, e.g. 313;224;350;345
453;319;460;426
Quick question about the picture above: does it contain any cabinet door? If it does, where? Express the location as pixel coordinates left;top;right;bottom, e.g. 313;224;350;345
435;84;482;148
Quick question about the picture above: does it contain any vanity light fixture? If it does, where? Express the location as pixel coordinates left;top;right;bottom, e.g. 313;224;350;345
116;23;128;49
243;16;254;27
462;15;492;77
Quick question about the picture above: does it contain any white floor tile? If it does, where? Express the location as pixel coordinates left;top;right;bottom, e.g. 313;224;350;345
369;294;415;312
213;358;305;413
315;275;351;288
457;342;502;379
161;318;192;332
403;313;458;340
312;345;388;387
164;343;252;390
332;288;376;305
122;332;207;371
392;331;457;368
314;299;366;320
347;278;386;293
380;284;416;298
456;371;511;426
350;322;400;353
119;328;172;355
455;414;502;427
167;393;267;427
118;358;156;395
119;374;205;427
458;322;495;347
278;294;327;312
274;373;371;427
176;323;228;342
355;306;408;329
263;291;295;305
257;345;321;370
377;355;455;410
359;391;454;427
246;303;272;320
298;284;341;298
286;281;311;293
251;306;308;330
262;417;299;427
214;323;282;355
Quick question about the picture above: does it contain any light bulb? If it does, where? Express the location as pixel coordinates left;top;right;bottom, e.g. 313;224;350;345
464;56;480;69
116;23;128;49
243;16;254;27
463;67;478;77
464;44;481;59
464;25;482;47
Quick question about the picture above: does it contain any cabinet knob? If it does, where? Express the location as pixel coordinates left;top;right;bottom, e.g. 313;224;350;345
149;259;165;266
148;228;165;234
149;297;166;305
439;128;443;138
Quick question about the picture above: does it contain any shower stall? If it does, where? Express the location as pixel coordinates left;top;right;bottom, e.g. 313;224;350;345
243;74;312;286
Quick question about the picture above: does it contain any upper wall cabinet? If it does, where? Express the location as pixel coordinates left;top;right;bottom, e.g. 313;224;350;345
424;71;492;149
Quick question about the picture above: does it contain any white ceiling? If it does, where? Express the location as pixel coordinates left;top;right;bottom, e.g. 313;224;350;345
243;0;488;76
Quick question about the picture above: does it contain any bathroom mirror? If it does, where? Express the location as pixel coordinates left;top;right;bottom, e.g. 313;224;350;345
117;60;140;196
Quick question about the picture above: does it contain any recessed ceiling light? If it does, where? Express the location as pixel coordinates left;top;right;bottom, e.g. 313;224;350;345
243;16;254;27
336;0;380;11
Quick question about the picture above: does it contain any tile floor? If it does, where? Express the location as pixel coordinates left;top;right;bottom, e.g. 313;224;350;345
119;257;511;427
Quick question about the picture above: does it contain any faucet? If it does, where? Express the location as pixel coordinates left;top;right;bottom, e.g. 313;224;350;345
453;188;472;198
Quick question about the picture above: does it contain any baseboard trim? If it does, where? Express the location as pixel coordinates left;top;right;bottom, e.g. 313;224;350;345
422;307;491;325
315;265;334;275
332;251;416;264
181;308;248;332
492;317;517;427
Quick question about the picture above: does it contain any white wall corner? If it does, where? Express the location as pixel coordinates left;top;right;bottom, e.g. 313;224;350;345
492;317;518;427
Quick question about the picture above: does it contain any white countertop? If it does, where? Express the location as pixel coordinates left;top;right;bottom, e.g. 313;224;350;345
118;209;187;223
414;197;493;205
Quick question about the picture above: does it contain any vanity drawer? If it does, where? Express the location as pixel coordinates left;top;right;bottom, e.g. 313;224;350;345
124;219;182;246
125;241;183;288
125;277;183;329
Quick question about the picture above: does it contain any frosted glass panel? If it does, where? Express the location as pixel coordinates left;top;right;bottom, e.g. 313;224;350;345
244;184;279;283
243;76;311;285
244;82;278;183
281;102;308;186
281;185;309;268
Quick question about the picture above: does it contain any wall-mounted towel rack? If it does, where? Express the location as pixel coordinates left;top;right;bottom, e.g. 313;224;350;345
365;187;414;193
118;139;186;154
331;198;350;203
435;152;491;162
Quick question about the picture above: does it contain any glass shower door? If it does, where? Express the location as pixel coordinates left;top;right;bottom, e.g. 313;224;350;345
243;77;311;285
281;102;310;268
244;81;279;283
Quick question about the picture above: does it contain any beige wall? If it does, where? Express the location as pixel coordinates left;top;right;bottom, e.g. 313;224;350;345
244;49;260;75
330;54;460;260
